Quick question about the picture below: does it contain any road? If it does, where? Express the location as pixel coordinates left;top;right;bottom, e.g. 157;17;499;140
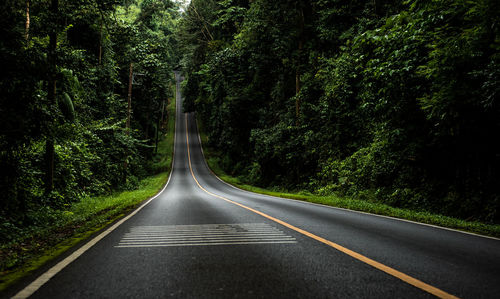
6;73;500;298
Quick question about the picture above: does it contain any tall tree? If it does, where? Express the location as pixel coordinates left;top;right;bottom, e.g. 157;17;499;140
44;0;59;193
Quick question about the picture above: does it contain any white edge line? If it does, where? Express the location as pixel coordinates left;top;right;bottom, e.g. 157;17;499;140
193;116;500;242
12;171;172;299
12;78;180;299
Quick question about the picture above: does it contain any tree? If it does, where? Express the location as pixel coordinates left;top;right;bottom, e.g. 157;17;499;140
177;0;500;222
0;0;180;233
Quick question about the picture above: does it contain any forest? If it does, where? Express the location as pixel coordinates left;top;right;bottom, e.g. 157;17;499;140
178;0;500;223
1;0;499;279
0;0;180;262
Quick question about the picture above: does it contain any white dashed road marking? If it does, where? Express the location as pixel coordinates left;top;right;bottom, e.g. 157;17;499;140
115;223;297;247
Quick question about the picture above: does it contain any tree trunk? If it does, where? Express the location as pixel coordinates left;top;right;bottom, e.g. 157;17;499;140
295;4;304;125
124;62;133;182
126;62;133;135
295;68;301;124
98;19;103;65
44;0;58;193
155;100;165;153
160;100;165;128
155;121;159;153
25;0;30;41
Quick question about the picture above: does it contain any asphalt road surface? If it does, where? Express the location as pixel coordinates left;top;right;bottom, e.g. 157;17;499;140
6;73;500;298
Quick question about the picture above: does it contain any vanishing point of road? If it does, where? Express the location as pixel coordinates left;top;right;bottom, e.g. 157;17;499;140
5;73;500;298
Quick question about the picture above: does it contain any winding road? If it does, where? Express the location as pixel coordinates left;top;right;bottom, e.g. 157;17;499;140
6;73;500;298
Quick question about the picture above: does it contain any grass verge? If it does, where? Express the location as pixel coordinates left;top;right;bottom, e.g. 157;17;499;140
0;93;176;292
198;124;500;239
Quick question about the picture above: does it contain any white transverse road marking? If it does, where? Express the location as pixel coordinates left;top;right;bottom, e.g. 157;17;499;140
115;223;297;248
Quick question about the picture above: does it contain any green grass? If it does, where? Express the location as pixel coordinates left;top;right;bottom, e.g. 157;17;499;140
0;172;168;292
198;125;500;239
0;94;176;292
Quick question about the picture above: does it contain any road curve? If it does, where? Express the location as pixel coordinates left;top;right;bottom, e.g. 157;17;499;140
5;72;500;298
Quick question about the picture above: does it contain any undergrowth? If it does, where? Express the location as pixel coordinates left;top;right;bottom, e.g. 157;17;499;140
199;122;500;239
0;94;175;292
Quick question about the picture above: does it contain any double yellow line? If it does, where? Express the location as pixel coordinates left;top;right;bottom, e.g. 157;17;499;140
185;114;459;299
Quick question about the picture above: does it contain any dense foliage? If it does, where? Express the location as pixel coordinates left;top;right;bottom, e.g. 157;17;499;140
178;0;500;222
0;0;180;241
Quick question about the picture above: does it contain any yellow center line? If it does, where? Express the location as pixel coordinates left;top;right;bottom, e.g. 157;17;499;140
185;114;459;299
